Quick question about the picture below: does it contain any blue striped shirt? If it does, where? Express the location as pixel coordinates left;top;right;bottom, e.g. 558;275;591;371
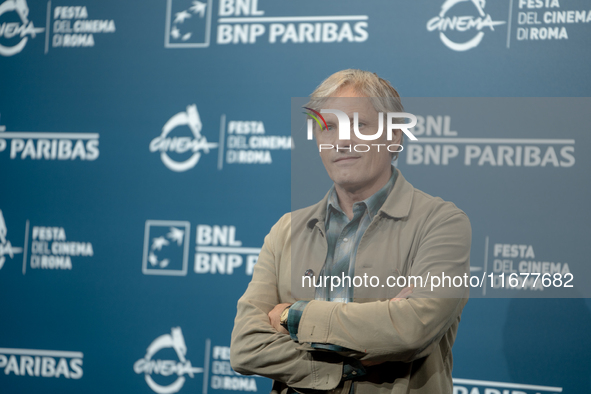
288;167;398;351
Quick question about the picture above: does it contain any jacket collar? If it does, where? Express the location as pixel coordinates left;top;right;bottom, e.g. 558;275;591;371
305;167;414;229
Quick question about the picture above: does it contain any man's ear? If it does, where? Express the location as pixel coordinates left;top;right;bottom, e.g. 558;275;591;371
392;128;403;145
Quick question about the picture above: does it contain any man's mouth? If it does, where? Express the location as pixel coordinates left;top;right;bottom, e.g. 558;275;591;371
333;156;360;163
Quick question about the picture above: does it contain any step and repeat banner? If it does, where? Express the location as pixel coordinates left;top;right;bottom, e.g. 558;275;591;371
1;0;590;393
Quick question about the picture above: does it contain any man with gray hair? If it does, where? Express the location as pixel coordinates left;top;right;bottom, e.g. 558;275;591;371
231;69;471;394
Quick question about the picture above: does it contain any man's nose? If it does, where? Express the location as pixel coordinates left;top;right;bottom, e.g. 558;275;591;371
335;130;352;147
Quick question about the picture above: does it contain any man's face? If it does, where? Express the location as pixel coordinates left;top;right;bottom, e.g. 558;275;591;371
315;86;400;193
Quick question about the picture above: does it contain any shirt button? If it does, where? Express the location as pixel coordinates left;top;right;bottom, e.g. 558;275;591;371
304;269;314;277
352;371;357;375
342;374;347;378
343;238;349;242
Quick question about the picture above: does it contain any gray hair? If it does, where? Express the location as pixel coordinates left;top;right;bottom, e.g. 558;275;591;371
305;69;405;161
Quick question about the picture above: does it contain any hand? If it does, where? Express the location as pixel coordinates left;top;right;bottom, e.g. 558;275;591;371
390;284;414;302
268;303;292;334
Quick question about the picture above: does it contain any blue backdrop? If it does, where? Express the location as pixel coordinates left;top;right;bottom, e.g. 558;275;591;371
1;0;590;393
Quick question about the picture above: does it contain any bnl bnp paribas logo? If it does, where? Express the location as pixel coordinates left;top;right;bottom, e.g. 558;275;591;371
165;0;368;48
0;347;83;379
149;104;292;172
0;0;44;56
0;117;100;160
143;221;260;277
427;0;506;51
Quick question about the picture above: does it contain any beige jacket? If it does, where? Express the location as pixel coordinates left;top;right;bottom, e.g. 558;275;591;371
230;168;471;394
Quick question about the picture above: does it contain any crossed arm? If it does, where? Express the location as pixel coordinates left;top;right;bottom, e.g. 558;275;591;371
230;212;471;390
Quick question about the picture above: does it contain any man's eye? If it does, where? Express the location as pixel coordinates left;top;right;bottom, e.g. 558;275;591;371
326;125;335;131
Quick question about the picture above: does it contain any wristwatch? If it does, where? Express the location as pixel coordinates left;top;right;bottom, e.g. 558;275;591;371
280;305;291;331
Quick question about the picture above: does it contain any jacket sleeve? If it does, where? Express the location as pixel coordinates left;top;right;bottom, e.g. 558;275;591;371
294;211;471;363
230;214;345;390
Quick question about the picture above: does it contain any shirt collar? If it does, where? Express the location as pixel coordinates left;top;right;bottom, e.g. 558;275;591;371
325;166;398;223
304;167;415;231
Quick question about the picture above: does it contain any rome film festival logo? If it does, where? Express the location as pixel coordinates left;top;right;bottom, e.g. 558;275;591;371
427;0;505;51
150;104;218;172
0;209;23;270
134;327;203;394
0;0;44;56
304;107;418;152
